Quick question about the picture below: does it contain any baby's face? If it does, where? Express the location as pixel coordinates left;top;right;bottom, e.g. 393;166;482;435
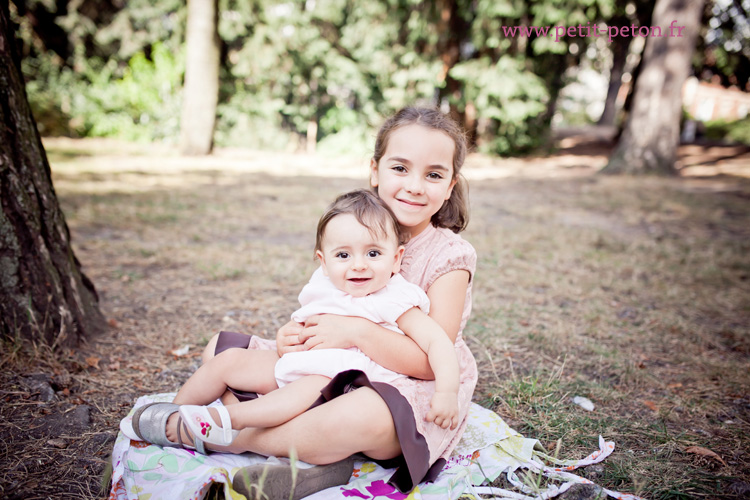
317;214;404;298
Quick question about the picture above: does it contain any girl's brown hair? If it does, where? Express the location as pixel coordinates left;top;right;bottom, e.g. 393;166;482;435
315;189;407;256
372;106;469;233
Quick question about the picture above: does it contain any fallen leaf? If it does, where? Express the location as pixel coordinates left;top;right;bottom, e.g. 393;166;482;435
169;345;191;357
667;383;683;389
643;400;658;411
572;396;595;411
107;318;119;328
47;439;67;449
85;356;100;370
685;446;727;466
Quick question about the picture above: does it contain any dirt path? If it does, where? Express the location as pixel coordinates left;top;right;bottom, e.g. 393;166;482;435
1;135;748;499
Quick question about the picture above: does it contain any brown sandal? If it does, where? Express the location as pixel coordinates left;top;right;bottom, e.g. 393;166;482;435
232;456;355;500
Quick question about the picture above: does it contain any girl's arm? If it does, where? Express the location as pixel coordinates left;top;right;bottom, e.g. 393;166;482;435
396;307;460;429
423;270;471;344
298;315;436;379
293;269;471;379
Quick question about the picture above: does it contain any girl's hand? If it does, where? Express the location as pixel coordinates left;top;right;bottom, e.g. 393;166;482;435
298;314;369;350
426;391;459;430
276;320;307;356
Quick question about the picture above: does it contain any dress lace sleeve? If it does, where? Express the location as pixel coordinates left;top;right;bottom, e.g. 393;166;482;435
426;238;477;290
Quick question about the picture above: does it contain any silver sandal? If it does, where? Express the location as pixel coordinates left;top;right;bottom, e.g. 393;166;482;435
131;402;208;454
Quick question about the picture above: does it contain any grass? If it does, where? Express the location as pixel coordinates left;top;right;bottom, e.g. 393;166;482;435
457;171;750;497
1;138;749;499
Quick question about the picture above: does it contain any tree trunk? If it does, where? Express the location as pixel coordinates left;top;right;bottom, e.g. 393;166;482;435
0;3;104;347
603;0;704;175
179;0;220;156
436;0;470;128
598;22;630;126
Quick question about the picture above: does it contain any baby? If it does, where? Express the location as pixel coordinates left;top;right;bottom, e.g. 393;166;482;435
172;189;460;447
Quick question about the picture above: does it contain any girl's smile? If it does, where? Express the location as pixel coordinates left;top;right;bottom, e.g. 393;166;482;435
370;124;457;238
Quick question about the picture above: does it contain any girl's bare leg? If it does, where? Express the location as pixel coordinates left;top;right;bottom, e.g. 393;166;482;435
221;387;402;463
201;333;221;363
177;333;399;463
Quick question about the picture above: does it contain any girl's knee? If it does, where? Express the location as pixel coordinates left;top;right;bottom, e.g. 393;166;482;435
329;395;391;434
201;333;221;364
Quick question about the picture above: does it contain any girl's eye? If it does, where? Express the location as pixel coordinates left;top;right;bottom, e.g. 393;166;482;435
336;252;350;259
367;250;381;258
427;172;444;180
391;165;407;173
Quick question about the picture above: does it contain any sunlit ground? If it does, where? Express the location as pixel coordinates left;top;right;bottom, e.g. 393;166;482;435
1;135;747;499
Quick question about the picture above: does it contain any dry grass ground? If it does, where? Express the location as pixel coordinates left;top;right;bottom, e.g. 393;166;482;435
1;135;748;499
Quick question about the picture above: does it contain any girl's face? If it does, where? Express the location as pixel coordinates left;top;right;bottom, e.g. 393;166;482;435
316;214;404;298
370;124;457;238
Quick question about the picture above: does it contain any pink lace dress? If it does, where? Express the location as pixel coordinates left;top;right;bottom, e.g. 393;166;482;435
215;223;477;492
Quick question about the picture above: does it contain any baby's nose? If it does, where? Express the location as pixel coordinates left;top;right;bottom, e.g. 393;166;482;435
351;256;368;270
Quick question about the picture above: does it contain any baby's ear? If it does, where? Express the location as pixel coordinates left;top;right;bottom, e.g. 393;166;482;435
392;245;405;274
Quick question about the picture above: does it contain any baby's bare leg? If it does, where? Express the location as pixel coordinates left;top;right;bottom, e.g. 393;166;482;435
226;375;331;429
165;349;279;445
169;375;330;447
172;348;280;406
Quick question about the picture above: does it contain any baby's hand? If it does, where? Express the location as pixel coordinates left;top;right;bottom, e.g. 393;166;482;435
426;391;459;430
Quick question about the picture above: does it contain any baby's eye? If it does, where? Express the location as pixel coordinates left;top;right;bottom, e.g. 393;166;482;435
367;250;381;258
336;252;350;259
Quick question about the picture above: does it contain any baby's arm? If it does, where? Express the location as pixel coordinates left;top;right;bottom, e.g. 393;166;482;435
396;307;460;430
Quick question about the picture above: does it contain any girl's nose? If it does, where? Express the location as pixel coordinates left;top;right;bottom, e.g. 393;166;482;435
406;174;424;194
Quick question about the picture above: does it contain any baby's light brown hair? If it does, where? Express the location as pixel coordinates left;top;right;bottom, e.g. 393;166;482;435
315;189;407;255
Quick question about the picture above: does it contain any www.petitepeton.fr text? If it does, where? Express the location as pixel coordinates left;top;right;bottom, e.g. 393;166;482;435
502;21;688;43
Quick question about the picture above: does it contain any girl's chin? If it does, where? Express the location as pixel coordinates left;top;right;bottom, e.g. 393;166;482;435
398;221;430;237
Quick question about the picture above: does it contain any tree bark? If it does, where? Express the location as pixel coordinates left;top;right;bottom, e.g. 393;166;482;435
603;0;704;175
179;0;220;156
0;3;105;347
436;0;471;131
598;21;630;126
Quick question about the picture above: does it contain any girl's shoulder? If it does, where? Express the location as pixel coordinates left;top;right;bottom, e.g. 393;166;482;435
431;227;477;273
403;225;477;288
423;226;477;262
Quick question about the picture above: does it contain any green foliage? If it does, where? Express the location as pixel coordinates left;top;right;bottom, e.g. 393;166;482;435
451;57;548;154
87;45;183;141
24;43;183;141
703;117;750;146
15;0;636;155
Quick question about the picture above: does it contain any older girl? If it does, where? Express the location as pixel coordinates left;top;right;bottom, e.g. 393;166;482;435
132;107;477;498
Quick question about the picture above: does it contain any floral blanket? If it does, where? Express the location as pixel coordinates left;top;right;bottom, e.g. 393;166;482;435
110;394;642;500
